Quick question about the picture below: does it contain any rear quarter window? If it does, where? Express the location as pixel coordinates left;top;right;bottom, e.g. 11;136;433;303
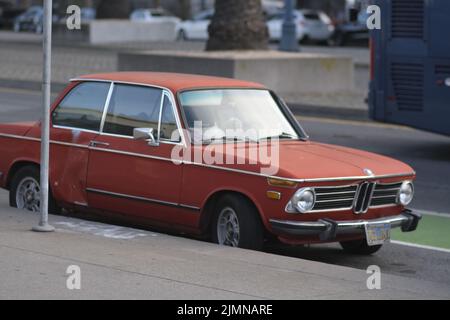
52;82;110;131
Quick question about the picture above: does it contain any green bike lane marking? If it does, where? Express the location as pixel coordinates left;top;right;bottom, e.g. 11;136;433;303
392;213;450;250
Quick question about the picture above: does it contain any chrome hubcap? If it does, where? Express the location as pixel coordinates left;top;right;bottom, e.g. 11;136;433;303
217;207;240;247
16;177;40;213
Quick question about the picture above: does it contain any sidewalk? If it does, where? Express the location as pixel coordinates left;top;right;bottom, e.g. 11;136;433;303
0;193;449;300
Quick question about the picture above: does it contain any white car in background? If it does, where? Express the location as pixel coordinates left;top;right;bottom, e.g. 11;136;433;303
130;8;180;24
267;10;305;42
176;9;213;40
177;8;334;43
301;9;334;42
267;9;334;43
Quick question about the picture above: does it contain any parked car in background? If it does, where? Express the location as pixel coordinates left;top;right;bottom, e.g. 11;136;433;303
329;10;369;46
0;72;421;254
267;9;334;43
12;5;60;34
13;5;43;33
266;10;305;42
130;8;180;24
300;9;335;43
176;9;213;40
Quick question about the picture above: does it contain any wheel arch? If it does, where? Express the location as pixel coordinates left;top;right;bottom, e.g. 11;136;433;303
6;160;40;190
198;189;266;235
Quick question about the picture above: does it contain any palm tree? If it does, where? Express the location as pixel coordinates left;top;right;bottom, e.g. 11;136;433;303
206;0;268;51
96;0;131;19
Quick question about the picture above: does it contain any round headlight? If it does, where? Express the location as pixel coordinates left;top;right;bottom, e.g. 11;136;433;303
292;188;316;213
398;182;414;206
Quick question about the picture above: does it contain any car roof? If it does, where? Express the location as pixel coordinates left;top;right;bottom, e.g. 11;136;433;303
75;72;266;92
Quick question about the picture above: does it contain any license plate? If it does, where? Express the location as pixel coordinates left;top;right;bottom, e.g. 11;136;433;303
365;223;391;246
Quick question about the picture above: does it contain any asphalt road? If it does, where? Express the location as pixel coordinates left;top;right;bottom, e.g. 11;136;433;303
0;87;449;287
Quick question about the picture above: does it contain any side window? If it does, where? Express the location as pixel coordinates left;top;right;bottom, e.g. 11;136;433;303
103;84;162;137
52;82;110;131
160;95;180;142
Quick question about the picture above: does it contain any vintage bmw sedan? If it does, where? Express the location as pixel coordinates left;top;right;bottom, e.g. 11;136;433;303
0;72;421;254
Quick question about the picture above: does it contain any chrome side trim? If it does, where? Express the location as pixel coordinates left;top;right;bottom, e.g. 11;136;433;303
0;134;416;183
86;187;200;211
89;146;183;165
51;140;89;149
74;201;88;207
179;204;202;211
0;133;40;142
53;125;99;134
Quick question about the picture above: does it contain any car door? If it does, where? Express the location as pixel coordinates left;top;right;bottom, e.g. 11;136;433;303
85;83;193;227
50;81;112;207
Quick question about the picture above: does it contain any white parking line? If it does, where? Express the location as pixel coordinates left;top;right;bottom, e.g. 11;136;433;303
412;209;450;219
54;220;157;240
390;240;450;254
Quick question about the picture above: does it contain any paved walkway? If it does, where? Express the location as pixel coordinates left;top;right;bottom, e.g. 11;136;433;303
0;190;449;300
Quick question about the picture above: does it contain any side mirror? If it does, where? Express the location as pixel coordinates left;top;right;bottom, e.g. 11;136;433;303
133;128;159;147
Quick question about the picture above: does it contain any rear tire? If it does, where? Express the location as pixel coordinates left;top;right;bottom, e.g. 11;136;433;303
9;165;60;214
340;239;383;255
211;194;264;251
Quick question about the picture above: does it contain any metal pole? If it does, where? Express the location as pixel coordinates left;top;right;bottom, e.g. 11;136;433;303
33;0;55;233
279;0;300;52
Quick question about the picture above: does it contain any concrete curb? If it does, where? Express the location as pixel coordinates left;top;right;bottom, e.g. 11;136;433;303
0;79;66;94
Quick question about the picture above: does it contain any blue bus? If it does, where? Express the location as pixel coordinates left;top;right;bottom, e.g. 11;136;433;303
369;0;450;136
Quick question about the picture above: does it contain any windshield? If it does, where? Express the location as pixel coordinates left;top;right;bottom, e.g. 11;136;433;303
179;89;303;143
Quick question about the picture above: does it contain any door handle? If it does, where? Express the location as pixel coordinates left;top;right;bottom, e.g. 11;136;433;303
89;141;110;147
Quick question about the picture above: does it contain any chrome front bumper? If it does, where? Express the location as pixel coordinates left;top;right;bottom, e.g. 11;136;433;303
269;210;421;241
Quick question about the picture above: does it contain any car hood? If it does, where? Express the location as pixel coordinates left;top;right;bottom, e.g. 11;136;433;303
196;141;414;180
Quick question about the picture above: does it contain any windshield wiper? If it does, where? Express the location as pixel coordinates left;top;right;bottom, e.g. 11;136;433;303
202;136;256;144
259;132;298;141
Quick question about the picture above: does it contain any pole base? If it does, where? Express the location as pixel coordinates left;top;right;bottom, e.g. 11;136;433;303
32;224;55;232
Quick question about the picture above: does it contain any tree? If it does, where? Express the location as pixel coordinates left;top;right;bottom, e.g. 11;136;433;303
96;0;131;19
206;0;268;51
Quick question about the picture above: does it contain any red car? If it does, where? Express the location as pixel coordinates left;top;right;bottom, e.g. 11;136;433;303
0;72;420;254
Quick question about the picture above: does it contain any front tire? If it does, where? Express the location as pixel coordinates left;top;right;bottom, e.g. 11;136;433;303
211;194;264;251
9;166;60;214
340;239;383;255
